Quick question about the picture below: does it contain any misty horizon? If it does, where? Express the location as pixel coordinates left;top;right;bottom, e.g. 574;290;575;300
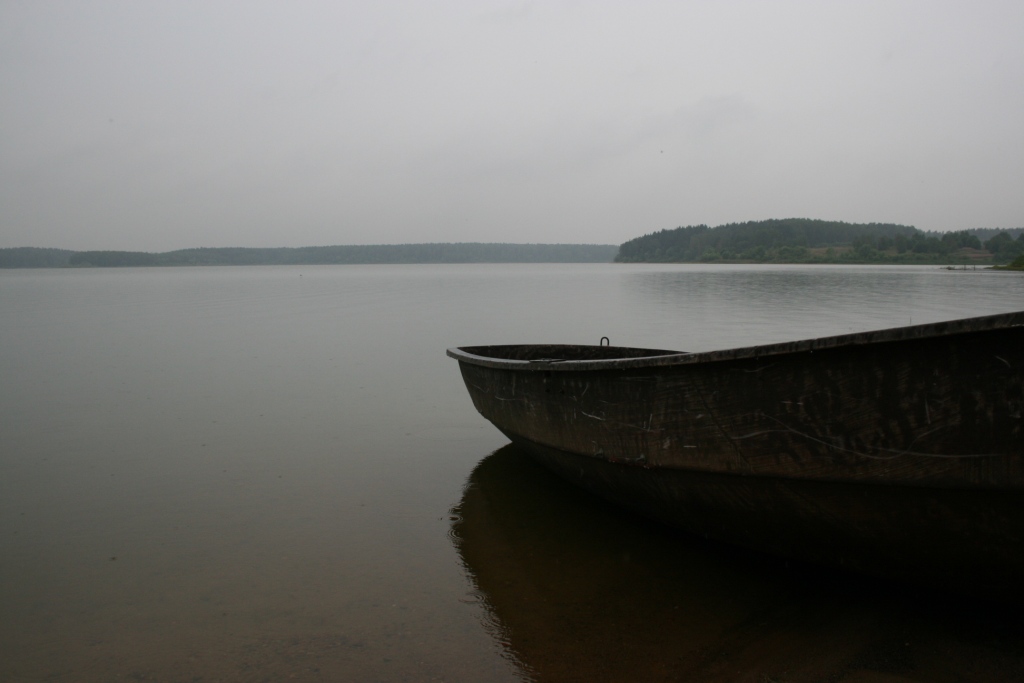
2;1;1022;251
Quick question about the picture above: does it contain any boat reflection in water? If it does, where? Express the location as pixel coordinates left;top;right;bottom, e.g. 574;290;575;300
450;445;1024;683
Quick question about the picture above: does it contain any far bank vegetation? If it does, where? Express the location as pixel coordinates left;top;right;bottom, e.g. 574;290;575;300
615;219;1024;266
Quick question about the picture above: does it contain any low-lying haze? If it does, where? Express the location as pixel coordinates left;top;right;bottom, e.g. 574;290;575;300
1;1;1022;251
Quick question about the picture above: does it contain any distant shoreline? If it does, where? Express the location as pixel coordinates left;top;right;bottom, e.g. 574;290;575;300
4;219;1022;268
0;243;619;268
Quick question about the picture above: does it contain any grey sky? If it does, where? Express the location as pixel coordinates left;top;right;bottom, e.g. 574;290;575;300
2;0;1022;251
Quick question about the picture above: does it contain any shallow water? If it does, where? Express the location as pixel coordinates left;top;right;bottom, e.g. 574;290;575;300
1;263;1022;682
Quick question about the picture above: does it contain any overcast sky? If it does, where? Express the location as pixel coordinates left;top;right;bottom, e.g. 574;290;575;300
1;1;1022;251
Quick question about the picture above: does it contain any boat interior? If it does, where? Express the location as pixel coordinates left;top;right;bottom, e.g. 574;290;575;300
456;344;685;362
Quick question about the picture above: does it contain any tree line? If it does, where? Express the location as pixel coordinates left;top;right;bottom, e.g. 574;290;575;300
0;247;76;268
4;223;1023;267
615;219;1024;264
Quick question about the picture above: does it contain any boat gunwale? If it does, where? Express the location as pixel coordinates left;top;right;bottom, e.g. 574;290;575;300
447;309;1024;372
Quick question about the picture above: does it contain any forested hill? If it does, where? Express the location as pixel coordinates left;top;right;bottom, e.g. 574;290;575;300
0;247;76;268
615;219;1024;264
0;243;618;268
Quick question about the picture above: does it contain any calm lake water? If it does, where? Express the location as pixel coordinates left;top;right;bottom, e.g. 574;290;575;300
2;263;1023;682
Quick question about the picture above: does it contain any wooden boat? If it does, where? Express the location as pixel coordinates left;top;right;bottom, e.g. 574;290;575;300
447;311;1024;597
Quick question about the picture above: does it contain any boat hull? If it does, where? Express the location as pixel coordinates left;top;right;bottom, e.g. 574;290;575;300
448;311;1024;593
452;313;1024;488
